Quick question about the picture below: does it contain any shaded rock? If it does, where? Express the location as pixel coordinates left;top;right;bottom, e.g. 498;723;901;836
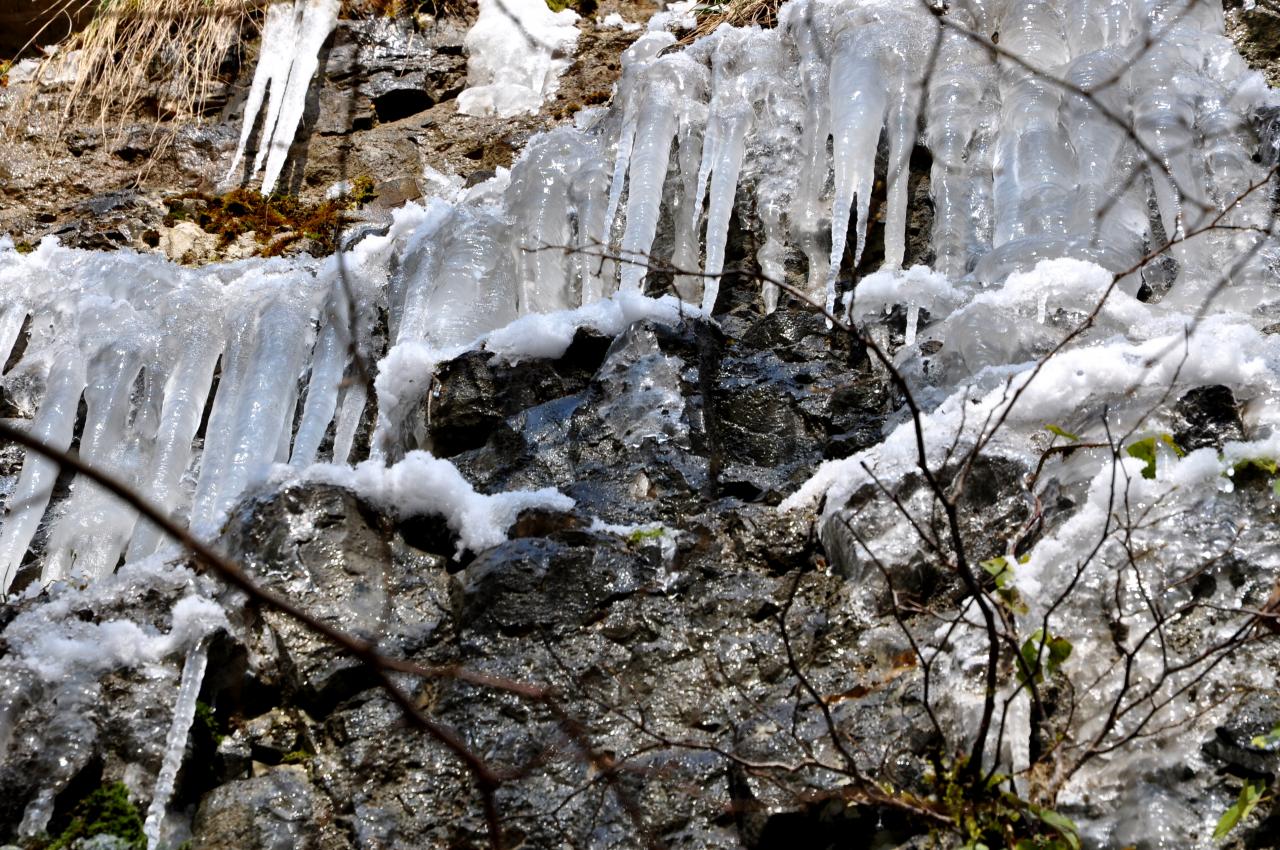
221;483;454;714
190;766;342;850
460;532;656;637
1173;385;1246;452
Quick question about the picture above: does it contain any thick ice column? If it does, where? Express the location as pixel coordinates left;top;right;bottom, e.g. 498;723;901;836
782;0;835;303
616;55;707;293
926;15;997;278
224;2;297;187
1129;27;1205;242
695;29;768;314
399;210;520;349
880;49;928;270
189;293;312;534
225;0;340;195
669;112;708;303
508;129;601;313
41;329;145;583
603;33;678;248
1061;50;1147;267
991;0;1074;247
126;321;223;561
827;36;888;313
0;350;87;593
0;306;25;371
290;311;346;467
569;160;616;303
331;380;367;466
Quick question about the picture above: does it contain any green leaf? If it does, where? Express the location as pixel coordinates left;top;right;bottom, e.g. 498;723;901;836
1045;424;1081;442
1250;724;1280;750
1019;629;1073;685
1234;457;1279;476
1214;779;1265;840
1032;806;1081;850
1126;438;1158;478
1126;434;1184;479
982;557;1014;588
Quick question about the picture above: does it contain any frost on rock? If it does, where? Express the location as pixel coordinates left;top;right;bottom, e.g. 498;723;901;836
456;0;582;118
225;0;341;195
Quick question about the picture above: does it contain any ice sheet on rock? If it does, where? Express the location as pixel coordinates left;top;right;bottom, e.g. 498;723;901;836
225;0;340;196
457;0;581;118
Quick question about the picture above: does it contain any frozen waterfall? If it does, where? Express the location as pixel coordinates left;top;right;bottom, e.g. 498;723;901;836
2;0;1278;598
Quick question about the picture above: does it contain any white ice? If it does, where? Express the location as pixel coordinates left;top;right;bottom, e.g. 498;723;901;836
456;0;581;119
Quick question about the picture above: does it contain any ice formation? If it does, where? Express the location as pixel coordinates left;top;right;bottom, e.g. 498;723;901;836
1;0;1275;587
456;0;582;118
225;0;341;195
3;0;1280;841
2;0;1276;589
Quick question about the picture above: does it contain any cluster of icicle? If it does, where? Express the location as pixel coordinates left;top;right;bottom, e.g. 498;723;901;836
1;0;1276;596
225;0;341;195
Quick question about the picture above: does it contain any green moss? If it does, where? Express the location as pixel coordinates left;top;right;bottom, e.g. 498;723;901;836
162;179;379;258
625;526;666;545
14;241;35;254
48;781;145;850
194;700;223;746
281;748;313;765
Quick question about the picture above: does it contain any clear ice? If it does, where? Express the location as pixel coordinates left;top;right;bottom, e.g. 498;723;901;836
3;0;1280;843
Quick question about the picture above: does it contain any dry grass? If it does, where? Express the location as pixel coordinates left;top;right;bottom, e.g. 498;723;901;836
48;0;254;131
681;0;780;43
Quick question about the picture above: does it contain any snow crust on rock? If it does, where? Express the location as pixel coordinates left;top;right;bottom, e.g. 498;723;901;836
457;0;582;118
299;451;574;554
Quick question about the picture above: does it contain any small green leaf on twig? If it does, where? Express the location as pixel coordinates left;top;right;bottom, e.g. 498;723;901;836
1214;778;1265;841
1045;424;1081;442
1018;629;1072;685
1126;434;1184;479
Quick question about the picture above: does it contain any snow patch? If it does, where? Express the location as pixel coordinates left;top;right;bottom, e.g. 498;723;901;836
301;452;574;555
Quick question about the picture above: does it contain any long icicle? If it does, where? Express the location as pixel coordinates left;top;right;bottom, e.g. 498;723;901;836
143;637;210;850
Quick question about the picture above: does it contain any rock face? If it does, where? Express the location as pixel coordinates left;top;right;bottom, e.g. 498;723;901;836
1;290;1279;848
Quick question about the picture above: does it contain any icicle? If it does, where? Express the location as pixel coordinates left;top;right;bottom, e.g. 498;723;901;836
126;321;224;562
508;129;601;313
331;380;367;466
0;351;87;594
291;313;346;467
189;294;313;534
0;306;25;370
570;160;615;303
905;304;920;346
41;325;146;583
225;0;340;196
143;638;210;850
603;33;676;251
617;55;706;293
782;0;835;303
827;40;887;313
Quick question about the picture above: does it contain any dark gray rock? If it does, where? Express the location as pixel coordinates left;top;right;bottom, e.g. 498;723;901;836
1173;385;1246;452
